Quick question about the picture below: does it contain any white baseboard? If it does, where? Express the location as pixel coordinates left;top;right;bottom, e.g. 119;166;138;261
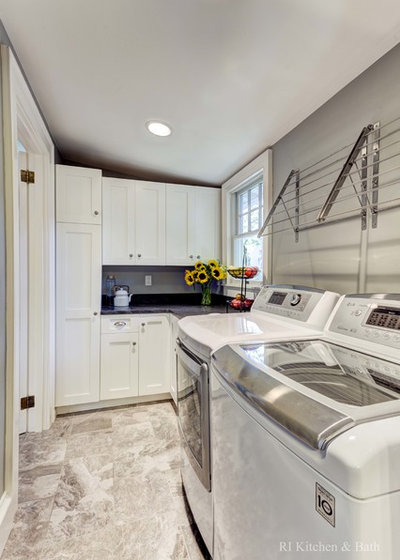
55;393;172;416
0;492;17;556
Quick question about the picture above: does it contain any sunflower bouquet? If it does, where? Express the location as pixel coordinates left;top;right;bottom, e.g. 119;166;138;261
184;259;227;305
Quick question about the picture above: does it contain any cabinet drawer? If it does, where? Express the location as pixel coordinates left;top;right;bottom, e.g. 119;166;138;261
101;315;140;334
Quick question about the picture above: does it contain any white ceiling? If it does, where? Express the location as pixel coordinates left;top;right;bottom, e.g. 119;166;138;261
2;1;400;185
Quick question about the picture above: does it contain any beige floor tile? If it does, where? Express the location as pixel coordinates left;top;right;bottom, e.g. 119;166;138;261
2;402;205;560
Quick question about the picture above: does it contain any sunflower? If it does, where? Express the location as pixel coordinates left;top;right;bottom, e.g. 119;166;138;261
194;261;204;270
192;270;199;282
208;259;219;269
184;270;195;286
211;267;224;280
197;270;209;284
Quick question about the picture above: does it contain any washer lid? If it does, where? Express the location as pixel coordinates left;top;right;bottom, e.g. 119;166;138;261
212;340;400;451
178;312;320;354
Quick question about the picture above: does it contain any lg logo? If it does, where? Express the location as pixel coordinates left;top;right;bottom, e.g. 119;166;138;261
315;483;336;527
317;494;333;517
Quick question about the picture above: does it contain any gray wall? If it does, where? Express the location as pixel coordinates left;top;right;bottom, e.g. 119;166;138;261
271;42;400;295
0;19;11;45
102;266;205;296
0;41;6;495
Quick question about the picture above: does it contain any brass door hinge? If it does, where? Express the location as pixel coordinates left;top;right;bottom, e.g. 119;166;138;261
21;395;35;410
20;170;35;184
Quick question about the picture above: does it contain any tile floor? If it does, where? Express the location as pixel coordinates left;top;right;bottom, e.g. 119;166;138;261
1;402;206;560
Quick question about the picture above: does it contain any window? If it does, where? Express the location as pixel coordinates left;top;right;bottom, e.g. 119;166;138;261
222;148;271;288
233;175;263;281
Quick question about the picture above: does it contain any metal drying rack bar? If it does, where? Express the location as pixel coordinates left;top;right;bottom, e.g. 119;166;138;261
258;118;400;241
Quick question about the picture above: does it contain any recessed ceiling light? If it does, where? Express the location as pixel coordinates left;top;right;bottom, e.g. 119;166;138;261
146;121;172;137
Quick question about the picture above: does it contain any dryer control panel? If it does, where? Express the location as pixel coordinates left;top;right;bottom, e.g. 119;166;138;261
328;295;400;350
366;307;400;330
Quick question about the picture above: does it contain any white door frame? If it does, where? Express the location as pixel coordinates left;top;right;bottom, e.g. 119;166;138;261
0;45;55;552
18;150;28;434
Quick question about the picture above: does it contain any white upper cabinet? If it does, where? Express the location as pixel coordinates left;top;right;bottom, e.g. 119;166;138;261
56;165;102;224
102;178;135;265
135;181;166;265
103;179;165;265
165;184;221;265
165;184;196;265
102;178;220;266
194;187;221;262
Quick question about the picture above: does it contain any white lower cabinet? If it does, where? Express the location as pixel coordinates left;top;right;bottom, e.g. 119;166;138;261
138;315;170;395
100;332;139;400
169;315;179;404
100;314;170;401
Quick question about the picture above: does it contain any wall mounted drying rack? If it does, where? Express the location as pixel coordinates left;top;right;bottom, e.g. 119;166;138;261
258;117;400;241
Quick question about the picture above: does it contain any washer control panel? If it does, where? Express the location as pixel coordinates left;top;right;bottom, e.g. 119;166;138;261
329;296;400;350
252;286;319;321
290;293;302;307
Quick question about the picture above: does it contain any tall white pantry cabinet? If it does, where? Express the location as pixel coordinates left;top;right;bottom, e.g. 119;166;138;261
55;165;102;406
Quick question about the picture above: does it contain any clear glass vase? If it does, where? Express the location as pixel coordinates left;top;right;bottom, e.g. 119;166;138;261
201;282;212;306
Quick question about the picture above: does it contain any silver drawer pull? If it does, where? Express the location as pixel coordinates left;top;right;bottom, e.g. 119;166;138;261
147;321;162;325
114;321;127;328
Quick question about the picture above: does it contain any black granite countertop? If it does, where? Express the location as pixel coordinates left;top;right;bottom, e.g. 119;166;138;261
101;303;232;319
101;293;239;319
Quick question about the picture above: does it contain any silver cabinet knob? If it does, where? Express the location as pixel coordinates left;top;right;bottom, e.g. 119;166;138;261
94;210;99;216
129;253;133;258
137;253;142;258
141;323;145;327
196;255;201;259
93;312;98;316
132;341;137;346
189;255;193;259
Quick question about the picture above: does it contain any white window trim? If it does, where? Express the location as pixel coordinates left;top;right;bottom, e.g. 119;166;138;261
221;148;272;290
235;177;263;237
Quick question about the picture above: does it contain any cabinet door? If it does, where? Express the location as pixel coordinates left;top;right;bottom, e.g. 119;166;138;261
195;187;221;261
56;165;102;224
165;184;196;266
135;181;166;265
169;315;179;404
56;223;101;406
102;178;135;264
138;316;170;395
100;333;139;400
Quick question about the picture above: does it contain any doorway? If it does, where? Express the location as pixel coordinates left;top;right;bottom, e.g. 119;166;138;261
0;45;55;553
16;128;55;434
